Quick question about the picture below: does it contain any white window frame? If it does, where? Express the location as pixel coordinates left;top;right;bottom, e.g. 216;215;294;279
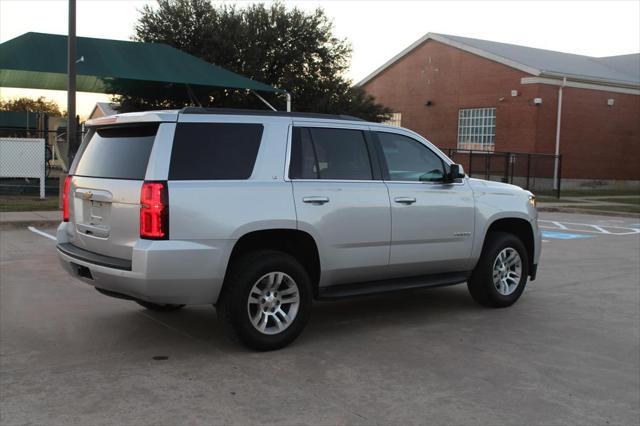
457;107;496;151
383;112;402;127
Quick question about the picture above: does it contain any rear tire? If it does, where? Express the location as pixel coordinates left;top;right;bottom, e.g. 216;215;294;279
136;301;185;312
467;231;529;308
217;250;312;351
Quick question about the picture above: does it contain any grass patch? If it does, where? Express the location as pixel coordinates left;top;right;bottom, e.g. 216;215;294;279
0;195;60;212
570;204;640;214
536;189;640;197
593;197;640;206
537;197;584;203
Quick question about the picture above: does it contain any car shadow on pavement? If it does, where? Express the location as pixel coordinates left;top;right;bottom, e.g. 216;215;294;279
136;284;478;352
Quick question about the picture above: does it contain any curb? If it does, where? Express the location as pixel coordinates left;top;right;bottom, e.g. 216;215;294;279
538;206;640;218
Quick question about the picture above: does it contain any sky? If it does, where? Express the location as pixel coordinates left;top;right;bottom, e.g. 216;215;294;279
1;0;639;117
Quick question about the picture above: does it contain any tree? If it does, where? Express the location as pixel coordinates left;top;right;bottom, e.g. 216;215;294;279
0;96;64;116
120;0;390;121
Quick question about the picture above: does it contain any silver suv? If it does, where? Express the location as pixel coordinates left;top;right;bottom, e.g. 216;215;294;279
57;108;541;350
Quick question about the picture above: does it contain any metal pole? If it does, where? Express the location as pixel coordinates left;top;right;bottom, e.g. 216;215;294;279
285;92;291;112
525;153;531;189
553;77;566;190
251;90;277;111
557;155;563;199
67;0;77;164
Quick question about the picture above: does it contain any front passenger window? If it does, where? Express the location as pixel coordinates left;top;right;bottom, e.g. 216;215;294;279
377;132;445;182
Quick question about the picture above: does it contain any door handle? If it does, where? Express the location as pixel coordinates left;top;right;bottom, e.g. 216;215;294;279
302;196;330;205
394;197;416;205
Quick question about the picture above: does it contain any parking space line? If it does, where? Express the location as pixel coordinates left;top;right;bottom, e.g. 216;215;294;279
538;220;640;235
551;221;568;230
27;226;57;241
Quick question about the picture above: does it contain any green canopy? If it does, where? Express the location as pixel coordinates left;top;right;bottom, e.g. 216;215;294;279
0;32;283;94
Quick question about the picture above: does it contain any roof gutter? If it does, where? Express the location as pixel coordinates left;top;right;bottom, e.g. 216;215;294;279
521;76;640;95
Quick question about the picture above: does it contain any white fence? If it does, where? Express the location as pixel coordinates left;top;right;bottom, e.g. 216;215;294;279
0;138;46;199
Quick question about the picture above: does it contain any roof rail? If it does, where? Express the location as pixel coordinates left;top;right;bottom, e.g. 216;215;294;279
179;107;365;121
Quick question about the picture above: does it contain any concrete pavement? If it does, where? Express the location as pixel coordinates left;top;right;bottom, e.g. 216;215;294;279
0;210;60;230
1;212;639;425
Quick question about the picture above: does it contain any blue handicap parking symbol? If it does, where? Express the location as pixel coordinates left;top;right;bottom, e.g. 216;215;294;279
542;231;593;240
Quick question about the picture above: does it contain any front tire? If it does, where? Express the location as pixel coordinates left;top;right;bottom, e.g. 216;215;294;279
217;250;312;351
467;231;529;308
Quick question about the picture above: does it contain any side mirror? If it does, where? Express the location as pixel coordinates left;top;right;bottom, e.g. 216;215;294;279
448;164;465;181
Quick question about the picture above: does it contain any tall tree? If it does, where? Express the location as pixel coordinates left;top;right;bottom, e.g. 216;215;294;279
0;96;64;116
120;0;390;121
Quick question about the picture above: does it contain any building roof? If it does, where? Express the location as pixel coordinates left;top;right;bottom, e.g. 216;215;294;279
88;102;119;119
357;32;640;88
0;32;283;94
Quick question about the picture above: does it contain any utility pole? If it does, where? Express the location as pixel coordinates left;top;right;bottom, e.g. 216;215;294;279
67;0;77;164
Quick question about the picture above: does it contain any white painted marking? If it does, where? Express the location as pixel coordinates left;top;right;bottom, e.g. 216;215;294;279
591;225;611;234
27;226;57;241
551;221;568;230
542;240;550;243
538;220;640;236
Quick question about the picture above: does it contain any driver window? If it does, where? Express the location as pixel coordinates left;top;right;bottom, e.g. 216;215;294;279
377;132;445;182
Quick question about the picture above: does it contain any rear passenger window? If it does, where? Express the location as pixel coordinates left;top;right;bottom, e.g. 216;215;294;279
289;127;373;180
170;123;263;180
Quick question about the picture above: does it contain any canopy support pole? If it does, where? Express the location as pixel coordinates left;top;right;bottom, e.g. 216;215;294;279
185;84;202;107
67;0;77;164
251;90;277;111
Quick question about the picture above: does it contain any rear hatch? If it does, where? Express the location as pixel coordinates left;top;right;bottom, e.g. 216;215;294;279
67;123;159;260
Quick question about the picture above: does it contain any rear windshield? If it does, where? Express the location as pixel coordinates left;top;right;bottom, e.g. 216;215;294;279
74;124;158;180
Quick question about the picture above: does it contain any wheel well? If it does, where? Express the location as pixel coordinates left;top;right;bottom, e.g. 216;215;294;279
225;229;321;294
485;218;535;270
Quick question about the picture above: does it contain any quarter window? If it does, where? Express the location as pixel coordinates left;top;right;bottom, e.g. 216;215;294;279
169;123;263;180
290;127;373;180
377;132;445;182
457;107;496;151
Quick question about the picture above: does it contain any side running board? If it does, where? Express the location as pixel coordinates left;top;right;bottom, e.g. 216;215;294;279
317;271;470;300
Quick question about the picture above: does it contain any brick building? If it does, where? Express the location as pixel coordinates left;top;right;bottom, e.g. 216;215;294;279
359;33;640;189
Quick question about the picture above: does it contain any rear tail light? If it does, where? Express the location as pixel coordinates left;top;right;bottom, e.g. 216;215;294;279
63;175;72;222
140;181;168;240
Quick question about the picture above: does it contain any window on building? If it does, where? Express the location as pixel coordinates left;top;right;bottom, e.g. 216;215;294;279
457;107;496;151
383;112;402;127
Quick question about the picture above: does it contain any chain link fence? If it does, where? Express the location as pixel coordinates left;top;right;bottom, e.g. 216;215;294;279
445;148;562;198
0;128;86;197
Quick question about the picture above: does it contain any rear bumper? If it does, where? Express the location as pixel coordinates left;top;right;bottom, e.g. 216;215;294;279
56;224;233;305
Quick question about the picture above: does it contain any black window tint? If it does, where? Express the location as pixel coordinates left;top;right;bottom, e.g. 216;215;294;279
289;127;318;179
74;124;158;180
170;123;263;180
377;132;445;182
290;127;372;180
